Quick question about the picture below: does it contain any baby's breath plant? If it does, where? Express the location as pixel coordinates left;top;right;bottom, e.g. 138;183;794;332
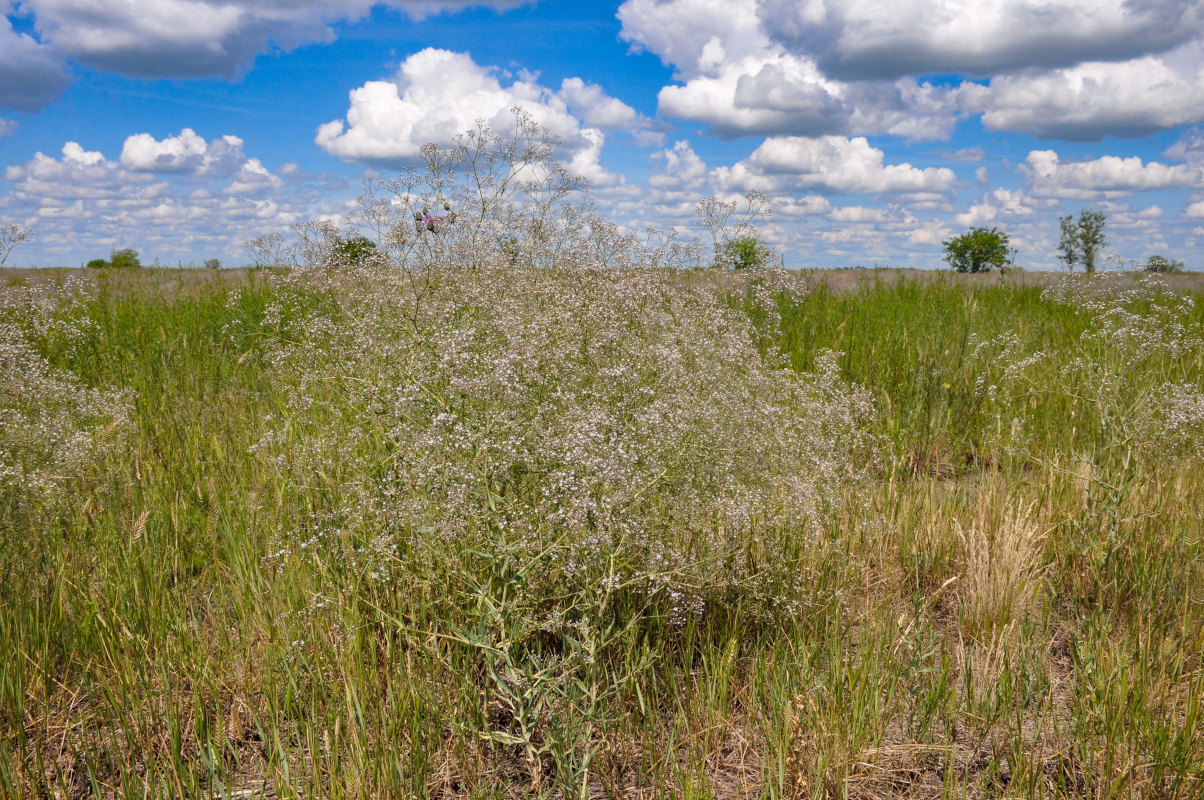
696;191;776;269
255;265;874;616
0;280;131;554
0;223;33;267
249;107;716;275
249;263;875;790
336;107;589;272
989;272;1204;464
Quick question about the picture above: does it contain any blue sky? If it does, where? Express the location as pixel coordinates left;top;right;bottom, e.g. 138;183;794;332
2;0;1204;269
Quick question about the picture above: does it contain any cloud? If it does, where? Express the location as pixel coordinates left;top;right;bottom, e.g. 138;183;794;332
648;140;708;191
1022;150;1203;199
617;0;959;140
556;77;664;145
827;205;888;223
1184;201;1204;218
617;0;769;80
21;0;531;79
316;48;617;185
954;187;1040;227
935;147;985;162
958;41;1204;140
656;53;958;140
756;0;1204;80
904;219;953;246
595;139;714;224
0;15;70;110
717;135;957;195
0;117;16;137
1165;128;1204;166
773;195;833;216
119;129;248;176
1106;204;1163;229
222;158;285;196
619;0;1204;141
0;135;336;265
4;142;158;201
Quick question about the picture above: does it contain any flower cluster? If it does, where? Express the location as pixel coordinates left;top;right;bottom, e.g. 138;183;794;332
0;281;131;520
972;273;1204;463
252;265;876;621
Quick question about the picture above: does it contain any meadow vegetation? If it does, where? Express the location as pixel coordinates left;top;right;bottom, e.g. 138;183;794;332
2;113;1203;799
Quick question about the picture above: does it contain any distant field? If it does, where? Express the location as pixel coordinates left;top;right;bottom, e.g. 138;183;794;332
2;265;1202;799
7;263;1204;295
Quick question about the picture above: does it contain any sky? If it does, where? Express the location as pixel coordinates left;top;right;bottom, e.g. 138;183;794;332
2;0;1204;270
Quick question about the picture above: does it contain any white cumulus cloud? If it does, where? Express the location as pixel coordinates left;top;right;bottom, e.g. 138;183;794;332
959;41;1204;140
717;135;958;195
1023;150;1204;199
120;129;248;176
617;0;959;140
619;0;1204;141
827;205;888;223
1165;128;1204;167
1183;201;1204;218
21;0;531;78
316;48;617;185
0;14;70;110
649;140;708;191
557;77;663;145
0;135;338;265
756;0;1203;80
954;188;1042;227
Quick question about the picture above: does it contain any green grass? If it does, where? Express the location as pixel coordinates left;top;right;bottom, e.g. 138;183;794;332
2;267;1202;799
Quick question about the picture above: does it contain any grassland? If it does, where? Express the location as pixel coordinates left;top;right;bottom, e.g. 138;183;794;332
2;265;1202;799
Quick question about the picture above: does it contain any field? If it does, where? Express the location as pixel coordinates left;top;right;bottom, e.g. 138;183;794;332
2;264;1203;799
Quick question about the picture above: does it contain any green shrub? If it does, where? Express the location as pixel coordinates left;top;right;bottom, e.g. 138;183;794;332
203;258;221;270
332;235;377;267
85;258;108;269
1144;254;1184;273
720;235;773;269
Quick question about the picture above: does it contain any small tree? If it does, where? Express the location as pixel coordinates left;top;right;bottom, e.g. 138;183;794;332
108;248;142;269
1144;254;1184;273
942;226;1011;273
0;224;33;266
1058;209;1107;273
204;258;222;270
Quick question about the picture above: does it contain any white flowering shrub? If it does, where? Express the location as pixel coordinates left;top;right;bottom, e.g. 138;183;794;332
253;266;876;623
245;108;782;274
967;273;1204;465
0;281;132;524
